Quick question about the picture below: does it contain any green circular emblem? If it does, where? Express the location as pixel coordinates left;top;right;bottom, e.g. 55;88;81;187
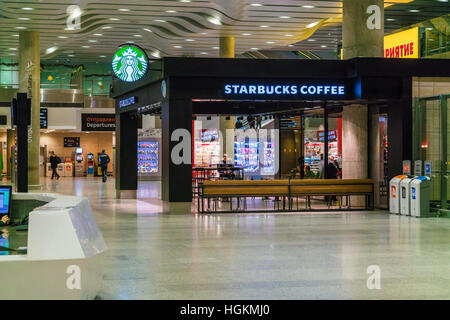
112;46;148;82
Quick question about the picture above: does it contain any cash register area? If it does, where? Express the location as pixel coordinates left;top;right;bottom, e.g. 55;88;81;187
2;175;449;300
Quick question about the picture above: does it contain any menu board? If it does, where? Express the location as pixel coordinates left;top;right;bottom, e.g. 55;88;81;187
138;141;159;174
64;137;80;148
280;116;302;130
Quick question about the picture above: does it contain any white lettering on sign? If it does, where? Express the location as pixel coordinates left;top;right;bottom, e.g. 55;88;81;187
366;5;381;30
66;265;81;290
225;84;345;96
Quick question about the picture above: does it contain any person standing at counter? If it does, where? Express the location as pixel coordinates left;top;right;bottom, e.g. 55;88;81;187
49;151;61;180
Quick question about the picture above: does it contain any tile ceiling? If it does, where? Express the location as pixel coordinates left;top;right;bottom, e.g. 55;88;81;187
0;0;448;62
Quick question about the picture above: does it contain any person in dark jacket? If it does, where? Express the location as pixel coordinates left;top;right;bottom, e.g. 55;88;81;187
49;151;61;180
98;150;111;183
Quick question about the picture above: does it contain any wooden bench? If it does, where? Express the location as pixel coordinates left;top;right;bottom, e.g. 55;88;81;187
198;179;374;213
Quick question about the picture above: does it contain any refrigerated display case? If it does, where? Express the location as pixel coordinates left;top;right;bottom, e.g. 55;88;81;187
194;129;221;167
138;141;159;174
262;140;275;175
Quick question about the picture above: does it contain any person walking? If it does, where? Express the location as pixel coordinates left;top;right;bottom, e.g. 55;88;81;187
98;149;110;183
49;151;61;180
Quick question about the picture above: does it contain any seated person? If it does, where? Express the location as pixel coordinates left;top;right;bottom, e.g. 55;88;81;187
217;154;235;179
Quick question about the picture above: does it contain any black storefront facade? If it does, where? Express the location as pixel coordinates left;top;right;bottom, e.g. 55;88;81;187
111;57;450;204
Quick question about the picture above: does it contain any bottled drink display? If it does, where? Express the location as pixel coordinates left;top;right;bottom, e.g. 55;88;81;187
138;141;159;173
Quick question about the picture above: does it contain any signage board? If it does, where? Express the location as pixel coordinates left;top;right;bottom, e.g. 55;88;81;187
414;160;422;176
64;137;80;148
112;46;149;82
223;80;349;100
40;108;48;129
82;113;116;131
119;96;138;108
317;130;337;142
384;27;419;59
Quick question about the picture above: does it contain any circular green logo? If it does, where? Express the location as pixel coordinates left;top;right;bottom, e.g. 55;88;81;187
112;46;148;82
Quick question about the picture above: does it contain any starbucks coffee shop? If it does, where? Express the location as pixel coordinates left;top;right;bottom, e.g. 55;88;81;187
111;54;450;210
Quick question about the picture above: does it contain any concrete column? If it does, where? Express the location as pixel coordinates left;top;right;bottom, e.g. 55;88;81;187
342;0;384;59
18;31;40;189
219;116;235;161
6;130;14;178
342;105;368;205
219;36;235;58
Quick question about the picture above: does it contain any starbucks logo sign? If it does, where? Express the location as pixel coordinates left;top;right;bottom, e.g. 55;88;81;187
112;46;148;82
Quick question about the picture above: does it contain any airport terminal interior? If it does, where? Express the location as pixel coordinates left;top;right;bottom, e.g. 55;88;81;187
0;0;450;301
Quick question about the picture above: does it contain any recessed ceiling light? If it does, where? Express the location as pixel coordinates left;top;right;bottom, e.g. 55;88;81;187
89;40;97;42
288;44;294;47
18;17;30;20
12;34;19;37
8;53;16;56
200;52;208;55
437;0;448;2
68;54;75;57
58;36;68;39
134;35;142;37
154;19;166;22
144;28;152;32
180;0;191;2
250;3;262;6
150;51;160;58
308;39;316;42
280;16;291;19
426;27;433;30
9;48;17;51
99;55;106;58
386;18;395;21
82;45;90;48
303;5;315;8
174;45;182;48
250;48;259;50
93;33;103;36
242;33;252;36
118;8;130;11
45;46;58;54
185;39;195;41
15;27;26;29
321;45;327;48
306;21;319;28
285;34;293;37
109;18;120;21
200;32;208;35
266;41;275;44
409;9;420;12
207;16;222;25
166;10;176;13
102;26;112;29
260;25;269;28
212;47;219;49
22;7;34;10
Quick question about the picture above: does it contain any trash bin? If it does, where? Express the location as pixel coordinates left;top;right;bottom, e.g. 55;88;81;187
400;176;416;216
57;163;65;177
64;162;73;177
389;175;407;214
410;176;431;218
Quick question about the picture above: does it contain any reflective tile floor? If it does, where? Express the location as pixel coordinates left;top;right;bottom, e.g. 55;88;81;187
37;177;450;299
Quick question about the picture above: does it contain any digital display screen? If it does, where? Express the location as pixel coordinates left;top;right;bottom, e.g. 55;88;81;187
0;187;11;215
76;147;83;154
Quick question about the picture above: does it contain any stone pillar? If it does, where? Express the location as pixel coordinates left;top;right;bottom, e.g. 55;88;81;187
342;0;384;59
6;130;14;178
219;36;235;58
18;31;40;189
342;105;368;205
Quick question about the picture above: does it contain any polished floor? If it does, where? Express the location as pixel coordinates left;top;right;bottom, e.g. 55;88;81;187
33;177;450;299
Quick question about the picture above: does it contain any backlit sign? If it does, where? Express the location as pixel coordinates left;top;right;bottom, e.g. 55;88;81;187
112;46;148;82
224;84;346;97
384;27;419;59
119;96;138;108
